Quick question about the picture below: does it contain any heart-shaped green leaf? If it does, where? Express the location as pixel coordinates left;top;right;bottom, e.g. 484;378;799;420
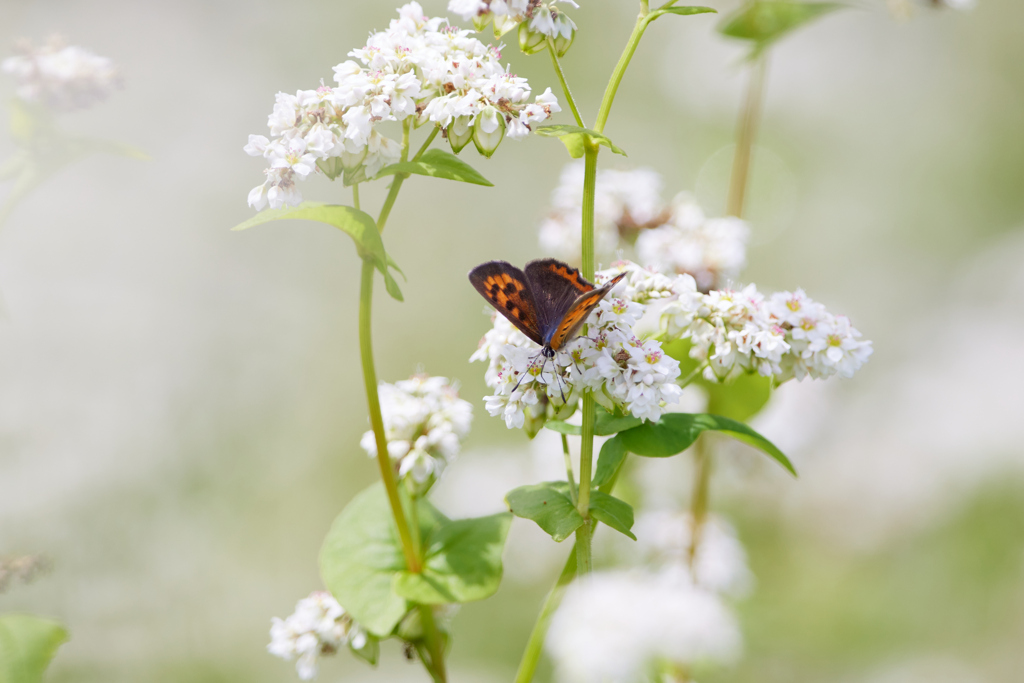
533;124;627;158
618;413;795;475
593;435;628;489
393;512;511;604
719;1;841;55
588;491;636;540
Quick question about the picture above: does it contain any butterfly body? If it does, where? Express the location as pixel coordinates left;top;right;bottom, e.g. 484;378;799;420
469;258;626;356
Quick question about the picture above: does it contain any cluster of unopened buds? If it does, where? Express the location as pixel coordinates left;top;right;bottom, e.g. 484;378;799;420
360;374;473;492
268;591;369;681
538;163;750;291
244;2;560;211
448;0;579;55
1;36;120;112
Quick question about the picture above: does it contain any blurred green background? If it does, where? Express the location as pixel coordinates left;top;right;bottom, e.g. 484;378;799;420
0;0;1022;682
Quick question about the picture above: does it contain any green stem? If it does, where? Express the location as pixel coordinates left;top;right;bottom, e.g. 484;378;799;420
513;547;578;683
514;459;629;683
687;434;712;571
546;38;585;128
418;604;448;683
359;260;420;573
593;12;652;134
574;140;600;578
414;125;440;161
562;434;578;505
376;120;413;233
726;55;769;219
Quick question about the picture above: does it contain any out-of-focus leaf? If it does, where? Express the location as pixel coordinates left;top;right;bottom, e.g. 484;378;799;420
719;1;841;55
704;372;774;421
320;484;446;636
588;491;636;540
618;413;796;475
231;202;404;301
377;149;493;186
393;513;511;604
506;482;584;542
533;124;627;158
349;634;379;666
0;614;68;683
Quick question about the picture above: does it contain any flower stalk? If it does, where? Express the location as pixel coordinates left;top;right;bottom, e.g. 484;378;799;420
726;55;769;219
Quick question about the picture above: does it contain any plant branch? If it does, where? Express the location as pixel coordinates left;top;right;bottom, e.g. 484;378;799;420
726;55;769;219
562;434;578;505
419;604;449;683
594;13;652;133
546;39;585;128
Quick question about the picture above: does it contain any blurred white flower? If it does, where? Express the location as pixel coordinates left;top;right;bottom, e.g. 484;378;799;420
268;591;368;680
1;36;120;112
546;569;741;683
244;2;560;210
632;510;754;598
360;374;473;490
449;0;579;42
635;194;749;292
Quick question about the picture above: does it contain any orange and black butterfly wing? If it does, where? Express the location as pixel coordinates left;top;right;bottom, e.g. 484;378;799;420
547;272;627;351
469;261;545;346
524;259;595;345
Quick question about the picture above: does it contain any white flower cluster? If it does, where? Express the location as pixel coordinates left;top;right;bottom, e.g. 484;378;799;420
1;36;119;112
633;510;754;599
268;591;368;681
244;2;560;211
360;374;473;489
538;165;748;290
471;269;683;430
546;569;741;683
448;0;578;45
662;283;874;382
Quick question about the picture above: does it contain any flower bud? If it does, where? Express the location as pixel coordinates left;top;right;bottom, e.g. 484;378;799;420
473;106;506;158
518;22;547;55
447;115;474;154
341;146;367;171
553;21;575;57
472;11;493;33
493;14;519;38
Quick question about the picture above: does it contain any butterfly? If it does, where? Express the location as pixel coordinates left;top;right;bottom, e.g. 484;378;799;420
468;258;627;362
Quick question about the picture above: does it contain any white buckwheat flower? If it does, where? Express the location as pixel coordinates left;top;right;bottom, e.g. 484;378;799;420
546;569;741;683
360;374;473;490
471;263;683;430
658;282;873;383
449;0;579;43
245;2;560;210
268;591;369;681
2;36;120;112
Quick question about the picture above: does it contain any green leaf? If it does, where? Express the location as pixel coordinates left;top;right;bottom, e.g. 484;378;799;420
648;6;718;22
393;512;512;604
533;124;627;158
704;372;773;422
719;1;841;53
231;202;404;302
546;406;643;437
593;435;628;489
376;149;493;186
320;484;446;636
618;413;796;475
505;482;584;542
588;491;636;540
0;614;68;683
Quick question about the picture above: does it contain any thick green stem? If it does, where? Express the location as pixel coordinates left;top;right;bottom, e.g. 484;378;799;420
593;12;652;134
359;260;420;573
726;55;769;219
513;547;578;683
418;604;448;683
546;39;585;128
